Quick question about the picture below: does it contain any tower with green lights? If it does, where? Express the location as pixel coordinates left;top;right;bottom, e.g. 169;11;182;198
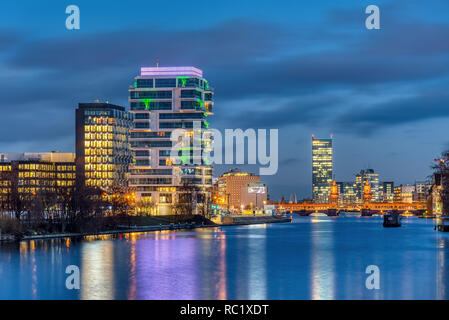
129;66;214;215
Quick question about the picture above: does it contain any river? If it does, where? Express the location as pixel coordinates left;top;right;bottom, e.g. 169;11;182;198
0;215;448;300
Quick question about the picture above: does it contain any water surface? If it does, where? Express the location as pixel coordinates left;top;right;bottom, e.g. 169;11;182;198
0;215;448;300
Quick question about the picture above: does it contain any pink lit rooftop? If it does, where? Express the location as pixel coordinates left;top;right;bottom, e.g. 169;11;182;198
140;66;203;78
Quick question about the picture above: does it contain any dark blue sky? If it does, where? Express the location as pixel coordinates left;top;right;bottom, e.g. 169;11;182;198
1;0;449;199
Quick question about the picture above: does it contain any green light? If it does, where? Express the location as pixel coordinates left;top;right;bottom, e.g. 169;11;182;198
134;81;137;88
142;98;152;110
181;155;189;164
177;76;189;87
205;121;210;129
196;99;204;109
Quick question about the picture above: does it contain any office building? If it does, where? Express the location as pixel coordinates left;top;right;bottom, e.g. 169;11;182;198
75;102;133;193
382;181;394;202
0;152;75;205
394;184;415;203
215;169;264;212
312;137;333;203
128;66;214;215
413;181;429;202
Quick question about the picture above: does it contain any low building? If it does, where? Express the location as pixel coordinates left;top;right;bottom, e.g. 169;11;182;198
394;184;415;203
336;181;357;205
414;181;430;202
215;169;263;212
241;183;268;210
382;181;394;202
0;152;75;213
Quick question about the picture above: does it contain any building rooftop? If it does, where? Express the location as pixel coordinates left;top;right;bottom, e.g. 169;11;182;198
221;168;257;177
78;102;125;112
140;66;203;78
0;152;75;163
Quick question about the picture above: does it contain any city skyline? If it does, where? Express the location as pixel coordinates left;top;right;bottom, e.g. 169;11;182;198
0;1;448;199
2;1;449;304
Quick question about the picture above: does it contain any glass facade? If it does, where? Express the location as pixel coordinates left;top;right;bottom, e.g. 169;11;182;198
383;181;394;202
76;103;133;193
312;138;333;203
129;66;214;215
355;169;381;203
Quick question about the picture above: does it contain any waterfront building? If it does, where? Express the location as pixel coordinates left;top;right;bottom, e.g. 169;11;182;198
336;181;357;205
243;183;268;211
393;184;415;203
0;152;75;210
382;181;394;202
75;102;133;193
215;169;264;212
356;169;381;203
128;66;214;215
362;179;373;202
312;137;333;203
402;185;416;203
414;181;430;202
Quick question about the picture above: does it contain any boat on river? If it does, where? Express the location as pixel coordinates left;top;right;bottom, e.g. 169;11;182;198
310;212;328;217
383;211;402;228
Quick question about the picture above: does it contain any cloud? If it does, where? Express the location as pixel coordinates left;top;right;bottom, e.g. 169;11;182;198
222;94;343;129
1;10;449;154
8;20;289;72
335;90;449;135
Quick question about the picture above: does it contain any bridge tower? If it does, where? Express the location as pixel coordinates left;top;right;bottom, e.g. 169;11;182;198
329;179;339;204
363;179;372;203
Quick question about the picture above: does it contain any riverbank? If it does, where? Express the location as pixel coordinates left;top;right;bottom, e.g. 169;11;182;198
0;215;215;243
20;223;219;241
0;215;291;242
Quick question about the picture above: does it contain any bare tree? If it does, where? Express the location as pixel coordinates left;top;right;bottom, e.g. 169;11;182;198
433;151;449;216
0;168;30;221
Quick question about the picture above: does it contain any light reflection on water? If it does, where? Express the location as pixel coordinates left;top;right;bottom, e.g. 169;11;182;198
0;216;449;300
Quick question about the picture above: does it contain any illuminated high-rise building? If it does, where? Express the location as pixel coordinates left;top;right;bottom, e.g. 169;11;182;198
75;102;133;193
128;66;214;215
312;137;333;203
336;181;357;204
382;181;394;202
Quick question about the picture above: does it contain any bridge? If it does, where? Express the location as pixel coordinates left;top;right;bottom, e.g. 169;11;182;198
273;179;428;216
274;201;428;216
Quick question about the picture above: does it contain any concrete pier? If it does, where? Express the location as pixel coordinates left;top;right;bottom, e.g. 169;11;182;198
214;215;291;226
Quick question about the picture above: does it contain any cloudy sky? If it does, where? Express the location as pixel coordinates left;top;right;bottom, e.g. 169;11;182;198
0;0;449;199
